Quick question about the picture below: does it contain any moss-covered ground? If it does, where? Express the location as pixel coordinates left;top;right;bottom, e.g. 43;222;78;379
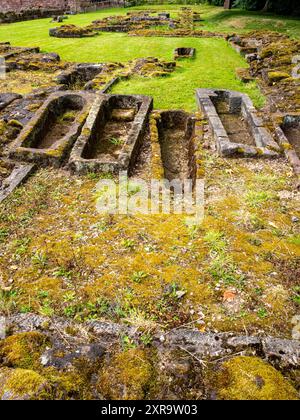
0;154;299;336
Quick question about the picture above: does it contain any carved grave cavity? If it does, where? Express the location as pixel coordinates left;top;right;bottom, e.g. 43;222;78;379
10;91;94;167
153;110;197;186
276;115;300;176
69;94;153;174
196;89;280;158
174;47;196;60
55;64;104;90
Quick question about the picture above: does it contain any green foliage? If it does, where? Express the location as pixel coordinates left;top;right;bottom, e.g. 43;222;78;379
234;0;300;15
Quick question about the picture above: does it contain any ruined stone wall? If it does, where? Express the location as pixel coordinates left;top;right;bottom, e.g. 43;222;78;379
0;0;69;13
0;1;125;23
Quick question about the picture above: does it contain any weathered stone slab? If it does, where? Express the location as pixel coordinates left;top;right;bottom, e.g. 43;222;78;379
0;93;22;111
276;115;300;179
0;162;35;203
3;313;300;371
262;337;300;368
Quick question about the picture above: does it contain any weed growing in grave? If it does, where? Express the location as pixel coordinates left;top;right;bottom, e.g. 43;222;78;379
108;137;123;146
121;335;136;351
0;228;9;242
53;267;73;279
292;287;300;305
257;308;269;319
204;230;246;290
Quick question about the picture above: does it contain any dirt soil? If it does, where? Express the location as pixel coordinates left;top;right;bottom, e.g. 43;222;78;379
215;100;255;146
36;109;76;149
87;108;136;161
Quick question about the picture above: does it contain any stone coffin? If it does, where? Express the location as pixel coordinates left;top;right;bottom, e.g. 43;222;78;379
174;47;196;60
150;110;197;186
196;89;280;158
69;94;153;174
10;91;95;167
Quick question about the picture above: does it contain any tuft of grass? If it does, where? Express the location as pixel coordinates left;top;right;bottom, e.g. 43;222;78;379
245;190;277;208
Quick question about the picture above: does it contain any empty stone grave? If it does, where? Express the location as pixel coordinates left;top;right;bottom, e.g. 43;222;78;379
174;47;196;60
276;115;300;176
10;91;94;167
158;13;170;19
69;94;153;174
228;36;261;57
153;110;197;185
55;63;104;90
196;89;280;158
0;160;35;203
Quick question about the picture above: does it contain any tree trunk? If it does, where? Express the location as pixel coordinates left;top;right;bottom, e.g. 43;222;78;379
262;0;271;12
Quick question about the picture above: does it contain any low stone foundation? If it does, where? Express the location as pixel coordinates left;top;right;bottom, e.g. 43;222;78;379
0;9;65;24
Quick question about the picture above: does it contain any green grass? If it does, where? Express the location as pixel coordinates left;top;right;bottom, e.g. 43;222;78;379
111;37;263;110
1;4;298;110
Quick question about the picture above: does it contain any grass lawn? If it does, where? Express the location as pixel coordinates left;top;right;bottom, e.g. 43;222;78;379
2;4;298;110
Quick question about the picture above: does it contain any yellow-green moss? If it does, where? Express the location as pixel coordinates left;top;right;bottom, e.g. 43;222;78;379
215;356;299;400
7;119;23;129
98;348;154;400
44;366;94;400
0;368;51;400
268;71;290;83
0;332;49;370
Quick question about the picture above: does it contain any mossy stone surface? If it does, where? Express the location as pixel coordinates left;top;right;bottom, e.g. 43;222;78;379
0;367;51;400
0;332;49;370
215;356;299;400
98;348;154;400
268;71;290;82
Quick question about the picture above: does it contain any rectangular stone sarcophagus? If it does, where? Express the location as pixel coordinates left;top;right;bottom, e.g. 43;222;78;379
10;91;95;166
69;94;153;174
196;89;280;158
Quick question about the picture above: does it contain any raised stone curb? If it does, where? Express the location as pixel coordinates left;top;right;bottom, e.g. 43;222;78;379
0;162;35;203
